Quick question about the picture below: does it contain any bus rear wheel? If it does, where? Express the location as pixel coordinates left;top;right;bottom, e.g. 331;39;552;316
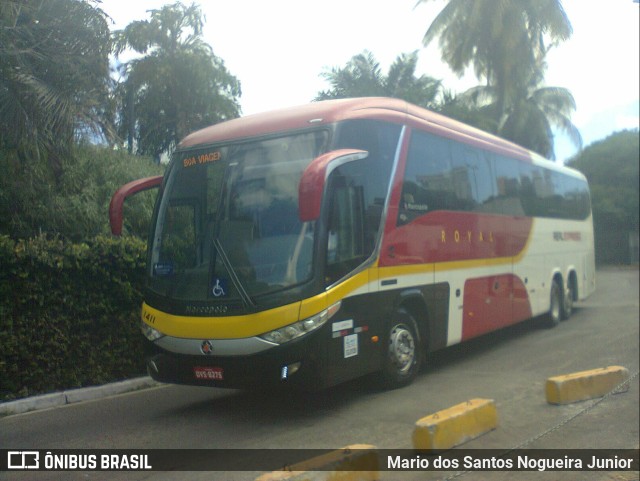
380;310;422;389
544;279;562;328
561;280;574;320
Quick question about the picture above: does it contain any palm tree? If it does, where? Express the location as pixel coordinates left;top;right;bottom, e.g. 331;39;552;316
500;85;581;159
419;0;572;128
436;89;499;134
316;50;441;109
454;49;581;159
0;0;112;174
113;2;241;160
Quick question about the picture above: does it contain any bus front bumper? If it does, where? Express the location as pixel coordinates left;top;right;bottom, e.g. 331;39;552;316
144;335;326;390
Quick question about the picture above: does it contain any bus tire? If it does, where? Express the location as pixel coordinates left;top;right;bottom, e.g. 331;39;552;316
544;279;562;328
380;309;422;389
561;279;574;320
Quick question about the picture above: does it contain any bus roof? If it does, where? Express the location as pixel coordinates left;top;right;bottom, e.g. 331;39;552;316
178;97;582;178
179;97;505;149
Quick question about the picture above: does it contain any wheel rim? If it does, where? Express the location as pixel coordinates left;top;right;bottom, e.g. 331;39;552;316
564;286;573;314
551;284;561;321
388;324;415;374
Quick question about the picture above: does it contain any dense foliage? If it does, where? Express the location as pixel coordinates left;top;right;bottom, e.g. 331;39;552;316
0;235;147;401
0;145;163;241
567;129;639;264
0;143;161;400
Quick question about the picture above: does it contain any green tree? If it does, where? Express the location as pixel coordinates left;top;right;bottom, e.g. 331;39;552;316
113;2;241;160
316;51;442;109
435;90;498;133
499;84;581;159
419;0;575;157
458;64;581;158
0;0;113;174
567;129;639;264
567;129;639;230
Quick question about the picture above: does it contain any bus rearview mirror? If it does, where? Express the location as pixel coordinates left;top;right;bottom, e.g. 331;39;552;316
109;175;163;236
298;149;369;222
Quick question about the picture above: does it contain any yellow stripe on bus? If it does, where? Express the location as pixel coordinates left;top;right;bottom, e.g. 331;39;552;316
141;301;302;339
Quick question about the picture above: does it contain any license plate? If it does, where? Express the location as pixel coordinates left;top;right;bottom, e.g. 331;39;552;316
193;366;224;381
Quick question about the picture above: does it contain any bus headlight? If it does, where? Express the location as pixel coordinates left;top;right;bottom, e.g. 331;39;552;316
141;321;165;342
259;301;341;345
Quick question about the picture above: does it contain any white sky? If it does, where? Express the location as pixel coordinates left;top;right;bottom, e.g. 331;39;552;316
103;0;640;161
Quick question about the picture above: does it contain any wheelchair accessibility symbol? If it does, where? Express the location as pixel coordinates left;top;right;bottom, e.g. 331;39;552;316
211;278;227;297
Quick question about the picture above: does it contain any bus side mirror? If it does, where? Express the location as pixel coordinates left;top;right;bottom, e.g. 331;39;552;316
298;149;368;222
109;175;163;236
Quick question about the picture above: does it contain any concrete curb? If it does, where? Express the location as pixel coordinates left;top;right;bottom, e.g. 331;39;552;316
0;377;161;416
412;398;498;451
545;366;630;405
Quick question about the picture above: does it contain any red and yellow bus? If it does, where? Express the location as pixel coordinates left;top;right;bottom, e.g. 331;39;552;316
110;97;595;390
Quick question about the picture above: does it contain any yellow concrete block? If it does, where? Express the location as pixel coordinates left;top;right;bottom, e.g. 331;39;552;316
255;444;378;481
412;398;498;451
545;366;630;405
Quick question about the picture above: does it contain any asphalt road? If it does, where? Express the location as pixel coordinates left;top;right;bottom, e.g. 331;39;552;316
2;267;638;481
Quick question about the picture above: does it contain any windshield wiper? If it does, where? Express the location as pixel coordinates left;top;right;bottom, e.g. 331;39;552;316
213;238;257;310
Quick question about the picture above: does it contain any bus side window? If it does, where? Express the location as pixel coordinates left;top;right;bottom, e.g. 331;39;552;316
398;131;453;225
495;155;524;216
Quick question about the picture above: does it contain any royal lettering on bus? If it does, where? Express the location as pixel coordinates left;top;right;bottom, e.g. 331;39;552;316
441;229;494;244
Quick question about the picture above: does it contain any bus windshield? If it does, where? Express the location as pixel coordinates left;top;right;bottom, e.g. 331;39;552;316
149;130;329;302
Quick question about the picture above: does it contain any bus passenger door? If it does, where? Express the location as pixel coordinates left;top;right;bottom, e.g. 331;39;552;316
323;161;380;384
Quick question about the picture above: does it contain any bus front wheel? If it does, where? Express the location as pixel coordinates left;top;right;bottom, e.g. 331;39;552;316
380;310;422;389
